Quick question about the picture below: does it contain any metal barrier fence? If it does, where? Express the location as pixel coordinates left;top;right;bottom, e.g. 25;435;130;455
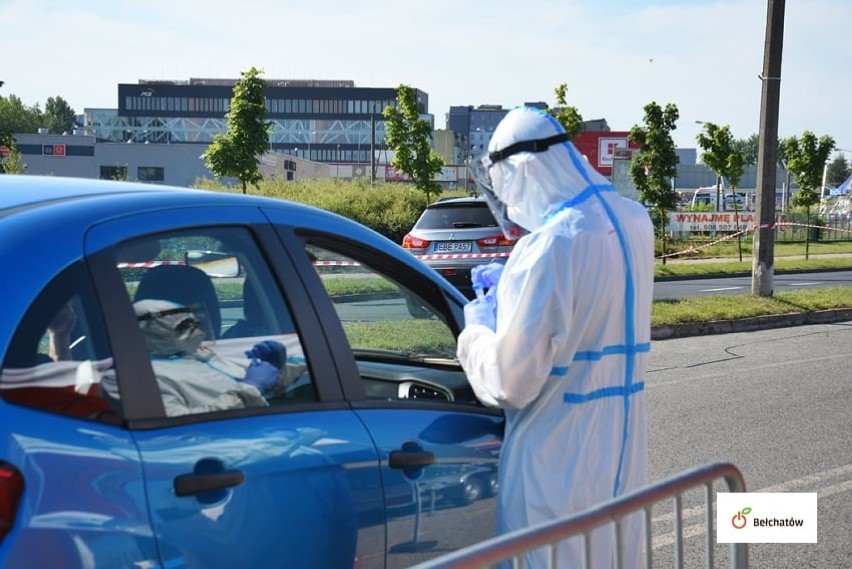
410;462;748;569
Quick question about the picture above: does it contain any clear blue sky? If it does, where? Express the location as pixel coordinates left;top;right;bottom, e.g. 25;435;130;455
2;0;850;154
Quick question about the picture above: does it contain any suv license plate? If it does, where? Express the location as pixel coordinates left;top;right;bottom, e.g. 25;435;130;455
434;242;472;253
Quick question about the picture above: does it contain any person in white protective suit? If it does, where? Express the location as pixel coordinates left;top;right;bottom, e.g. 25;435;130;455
458;107;654;568
103;299;297;417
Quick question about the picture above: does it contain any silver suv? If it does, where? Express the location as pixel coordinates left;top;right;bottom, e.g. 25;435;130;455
402;196;516;298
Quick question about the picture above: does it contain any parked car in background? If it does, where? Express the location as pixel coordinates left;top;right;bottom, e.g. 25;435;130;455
401;196;518;299
0;176;503;569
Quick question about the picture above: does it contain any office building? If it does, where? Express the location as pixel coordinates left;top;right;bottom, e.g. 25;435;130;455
85;78;431;164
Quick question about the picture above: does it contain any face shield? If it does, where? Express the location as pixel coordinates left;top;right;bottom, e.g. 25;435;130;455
469;150;527;241
469;132;570;240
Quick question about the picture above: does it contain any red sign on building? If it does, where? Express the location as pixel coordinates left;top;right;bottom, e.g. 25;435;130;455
42;144;67;157
572;131;641;178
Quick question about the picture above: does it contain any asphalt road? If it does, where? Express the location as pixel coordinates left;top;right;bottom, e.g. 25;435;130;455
646;323;852;568
654;270;852;299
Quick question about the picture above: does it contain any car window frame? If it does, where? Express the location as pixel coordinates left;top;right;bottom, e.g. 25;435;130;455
278;227;473;406
84;206;348;429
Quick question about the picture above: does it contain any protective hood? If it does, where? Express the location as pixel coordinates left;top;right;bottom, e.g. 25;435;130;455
488;107;612;232
134;298;206;356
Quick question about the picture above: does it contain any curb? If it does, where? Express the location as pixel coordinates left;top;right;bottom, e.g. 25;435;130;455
651;308;852;340
655;265;852;282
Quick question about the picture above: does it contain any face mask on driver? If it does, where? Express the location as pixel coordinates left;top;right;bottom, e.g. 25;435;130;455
134;299;206;356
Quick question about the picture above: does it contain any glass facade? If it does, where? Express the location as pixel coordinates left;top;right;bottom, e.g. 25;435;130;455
84;80;432;164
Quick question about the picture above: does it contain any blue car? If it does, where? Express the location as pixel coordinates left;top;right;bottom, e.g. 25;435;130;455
0;176;503;569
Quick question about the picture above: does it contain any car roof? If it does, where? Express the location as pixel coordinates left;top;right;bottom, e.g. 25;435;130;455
427;196;486;208
0;175;178;212
0;176;416;272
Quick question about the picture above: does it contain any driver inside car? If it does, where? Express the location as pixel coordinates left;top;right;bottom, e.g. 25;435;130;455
103;299;302;417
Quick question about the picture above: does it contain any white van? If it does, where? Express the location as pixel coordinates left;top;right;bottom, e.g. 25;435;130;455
691;188;749;211
723;193;747;211
691;188;718;209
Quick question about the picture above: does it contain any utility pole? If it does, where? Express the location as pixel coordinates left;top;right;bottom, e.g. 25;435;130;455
752;0;786;296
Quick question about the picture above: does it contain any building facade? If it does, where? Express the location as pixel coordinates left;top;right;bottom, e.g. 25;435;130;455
85;78;431;164
446;103;548;164
10;131;328;187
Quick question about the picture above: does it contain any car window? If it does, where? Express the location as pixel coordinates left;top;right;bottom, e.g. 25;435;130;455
415;203;498;230
305;243;478;405
108;227;317;417
1;262;119;423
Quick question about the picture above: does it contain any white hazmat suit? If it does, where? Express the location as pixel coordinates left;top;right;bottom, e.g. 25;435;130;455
458;107;654;568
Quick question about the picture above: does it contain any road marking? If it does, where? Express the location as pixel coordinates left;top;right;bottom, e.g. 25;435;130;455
650;463;852;549
789;282;820;286
648;351;852;389
699;286;744;292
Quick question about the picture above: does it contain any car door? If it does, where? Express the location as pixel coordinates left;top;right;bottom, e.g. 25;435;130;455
264;221;504;569
84;207;386;568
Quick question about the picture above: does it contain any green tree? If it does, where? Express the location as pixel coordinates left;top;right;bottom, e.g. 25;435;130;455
0;141;26;174
0;94;43;143
826;155;850;187
782;131;835;259
696;122;746;260
628;102;680;262
548;83;583;139
383;84;444;203
44;96;77;134
732;133;760;166
202;67;271;194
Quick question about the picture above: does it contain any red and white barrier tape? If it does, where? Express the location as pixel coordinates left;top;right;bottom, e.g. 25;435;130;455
117;260;186;269
416;251;512;261
658;221;852;259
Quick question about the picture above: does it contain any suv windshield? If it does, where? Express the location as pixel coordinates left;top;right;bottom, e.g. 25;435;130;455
416;203;499;230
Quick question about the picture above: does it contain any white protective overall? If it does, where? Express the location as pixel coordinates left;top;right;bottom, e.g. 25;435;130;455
458;108;654;568
102;299;269;416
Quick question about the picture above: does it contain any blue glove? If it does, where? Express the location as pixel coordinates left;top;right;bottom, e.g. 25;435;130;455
245;340;287;369
243;360;279;395
464;287;497;331
471;262;505;298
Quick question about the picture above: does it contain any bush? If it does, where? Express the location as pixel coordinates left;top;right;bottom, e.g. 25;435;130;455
196;177;467;243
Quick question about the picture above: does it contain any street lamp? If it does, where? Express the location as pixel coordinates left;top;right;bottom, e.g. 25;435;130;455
336;144;341;178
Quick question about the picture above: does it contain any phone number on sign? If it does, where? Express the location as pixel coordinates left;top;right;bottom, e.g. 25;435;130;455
685;223;742;232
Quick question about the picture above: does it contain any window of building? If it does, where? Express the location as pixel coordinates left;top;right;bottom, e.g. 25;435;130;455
100;165;128;180
137;167;165;183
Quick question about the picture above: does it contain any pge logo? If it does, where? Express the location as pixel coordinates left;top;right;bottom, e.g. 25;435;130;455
732;507;751;529
140;88;156;97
